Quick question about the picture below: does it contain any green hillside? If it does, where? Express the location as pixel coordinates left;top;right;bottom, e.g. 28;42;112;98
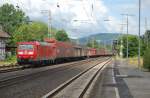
78;33;121;45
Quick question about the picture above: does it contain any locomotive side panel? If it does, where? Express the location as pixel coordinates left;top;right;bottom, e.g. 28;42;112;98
34;42;52;61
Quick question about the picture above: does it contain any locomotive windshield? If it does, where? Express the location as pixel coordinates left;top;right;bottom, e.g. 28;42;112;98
18;44;34;50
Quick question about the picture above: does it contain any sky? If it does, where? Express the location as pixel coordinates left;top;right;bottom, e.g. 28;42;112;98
0;0;150;39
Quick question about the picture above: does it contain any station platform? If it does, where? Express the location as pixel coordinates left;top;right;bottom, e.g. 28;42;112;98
115;59;150;98
89;58;150;98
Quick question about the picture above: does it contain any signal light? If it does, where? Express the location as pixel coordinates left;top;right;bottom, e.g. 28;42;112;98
28;52;34;55
18;52;23;55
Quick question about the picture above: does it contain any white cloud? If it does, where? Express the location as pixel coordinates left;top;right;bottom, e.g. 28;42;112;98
0;0;117;38
2;0;147;38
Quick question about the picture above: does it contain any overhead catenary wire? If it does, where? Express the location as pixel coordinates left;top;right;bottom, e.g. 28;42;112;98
80;0;102;32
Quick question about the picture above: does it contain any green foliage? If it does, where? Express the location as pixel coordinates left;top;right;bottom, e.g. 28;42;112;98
13;21;48;44
0;55;16;65
86;39;99;48
0;3;28;34
143;48;150;71
4;55;17;64
143;30;150;48
0;3;70;45
5;55;16;61
78;33;120;45
55;30;70;41
143;30;150;70
0;3;29;47
118;35;144;57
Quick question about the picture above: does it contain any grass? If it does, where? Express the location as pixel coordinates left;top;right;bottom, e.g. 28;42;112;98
0;55;17;66
128;57;143;67
115;56;143;68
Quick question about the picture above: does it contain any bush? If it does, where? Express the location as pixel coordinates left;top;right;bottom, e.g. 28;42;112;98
143;48;150;71
5;55;17;63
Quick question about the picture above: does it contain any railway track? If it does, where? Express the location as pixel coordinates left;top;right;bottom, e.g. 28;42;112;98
0;58;98;73
0;57;104;89
42;57;111;98
0;59;91;73
0;65;24;73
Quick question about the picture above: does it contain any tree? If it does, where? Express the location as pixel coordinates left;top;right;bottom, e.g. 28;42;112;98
86;39;99;48
143;30;150;70
13;21;48;44
55;30;70;41
143;47;150;71
118;35;144;57
144;30;150;48
0;3;28;34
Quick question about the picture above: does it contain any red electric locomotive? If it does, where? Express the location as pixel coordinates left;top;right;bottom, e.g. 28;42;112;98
17;41;55;64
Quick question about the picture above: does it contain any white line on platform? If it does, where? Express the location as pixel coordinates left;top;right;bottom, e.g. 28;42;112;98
112;63;120;98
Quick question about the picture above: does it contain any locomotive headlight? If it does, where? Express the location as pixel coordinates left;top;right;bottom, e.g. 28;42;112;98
18;52;23;55
28;52;34;55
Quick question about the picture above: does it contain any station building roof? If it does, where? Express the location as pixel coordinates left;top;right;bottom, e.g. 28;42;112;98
0;31;10;38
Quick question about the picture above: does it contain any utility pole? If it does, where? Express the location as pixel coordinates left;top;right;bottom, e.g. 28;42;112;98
145;17;148;48
126;15;129;60
41;10;52;38
119;14;126;58
138;0;141;69
121;14;134;63
119;23;125;58
48;10;52;38
41;0;57;38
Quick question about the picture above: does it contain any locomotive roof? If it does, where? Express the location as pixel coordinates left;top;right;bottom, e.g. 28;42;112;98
17;41;50;46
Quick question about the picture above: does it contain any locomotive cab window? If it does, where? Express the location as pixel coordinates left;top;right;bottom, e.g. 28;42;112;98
18;45;34;50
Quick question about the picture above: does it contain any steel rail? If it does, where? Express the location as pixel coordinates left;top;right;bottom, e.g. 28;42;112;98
0;57;103;88
0;58;95;73
0;65;24;73
42;57;111;98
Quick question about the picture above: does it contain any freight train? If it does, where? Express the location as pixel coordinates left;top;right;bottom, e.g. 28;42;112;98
17;38;112;65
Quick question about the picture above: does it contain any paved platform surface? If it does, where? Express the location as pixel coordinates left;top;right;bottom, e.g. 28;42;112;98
117;59;150;98
89;58;150;98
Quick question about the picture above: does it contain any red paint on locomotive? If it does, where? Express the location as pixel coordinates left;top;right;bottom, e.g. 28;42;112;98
17;41;54;64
